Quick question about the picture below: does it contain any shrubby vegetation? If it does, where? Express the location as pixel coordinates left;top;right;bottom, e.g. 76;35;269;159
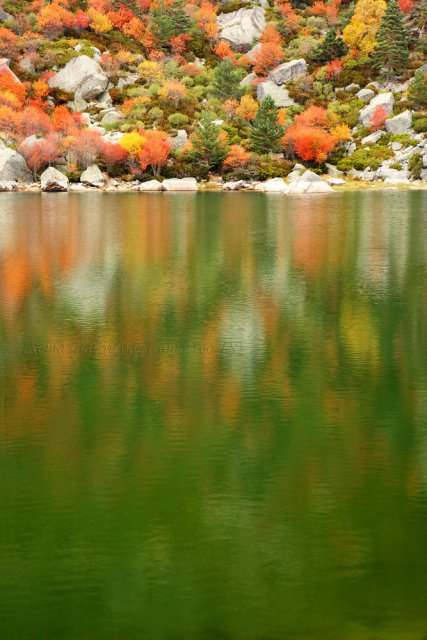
0;0;425;182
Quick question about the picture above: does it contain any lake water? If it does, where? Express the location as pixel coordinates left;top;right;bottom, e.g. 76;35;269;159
1;191;427;640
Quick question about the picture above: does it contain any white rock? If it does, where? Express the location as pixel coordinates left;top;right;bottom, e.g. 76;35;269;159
361;169;377;181
139;180;164;191
97;91;113;107
256;80;295;107
327;178;346;186
325;163;342;176
116;74;138;89
359;92;394;126
80;164;105;187
347;168;363;180
268;59;307;85
162;178;198;191
171;129;188;150
49;56;108;102
18;55;35;74
258;178;287;192
224;181;245;190
40;167;69;192
361;131;385;145
345;83;360;93
0;7;13;21
245;43;261;61
385;110;412;135
0;148;32;183
69;184;89;192
100;110;124;126
356;88;375;102
391;142;403;152
217;7;265;51
0;181;17;191
240;72;256;87
284;170;333;193
0;58;21;83
383;177;410;184
378;166;410;181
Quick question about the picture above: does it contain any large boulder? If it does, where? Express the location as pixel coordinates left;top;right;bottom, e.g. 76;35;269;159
0;148;32;183
284;170;333;194
162;178;198;191
217;7;265;51
268;59;307;85
385;110;412;135
139;180;164;192
378;165;410;181
80;164;105;187
256;80;295;107
359;92;394;126
255;178;287;192
40;167;69;192
48;55;108;102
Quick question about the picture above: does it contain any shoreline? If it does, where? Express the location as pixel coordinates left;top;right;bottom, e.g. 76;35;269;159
2;180;427;194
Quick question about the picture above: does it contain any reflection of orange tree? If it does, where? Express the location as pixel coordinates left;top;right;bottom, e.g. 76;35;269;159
1;193;427;520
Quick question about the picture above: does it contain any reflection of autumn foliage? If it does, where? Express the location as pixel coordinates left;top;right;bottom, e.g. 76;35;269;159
2;194;427;609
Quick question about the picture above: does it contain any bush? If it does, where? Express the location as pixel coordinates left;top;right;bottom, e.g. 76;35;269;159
257;157;293;180
408;153;423;179
168;113;189;128
337;145;393;171
413;117;427;133
389;133;418;146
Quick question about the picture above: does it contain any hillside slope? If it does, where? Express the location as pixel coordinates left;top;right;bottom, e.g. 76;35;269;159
0;0;426;189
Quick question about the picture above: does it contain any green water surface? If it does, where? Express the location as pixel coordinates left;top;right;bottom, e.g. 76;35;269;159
1;191;427;640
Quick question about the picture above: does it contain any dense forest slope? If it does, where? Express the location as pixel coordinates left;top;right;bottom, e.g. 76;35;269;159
0;0;426;190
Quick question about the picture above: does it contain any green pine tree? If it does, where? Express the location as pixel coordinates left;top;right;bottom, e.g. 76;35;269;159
373;0;409;79
315;28;348;63
169;0;191;34
151;0;190;50
249;96;285;155
408;69;427;109
189;113;228;172
212;59;244;100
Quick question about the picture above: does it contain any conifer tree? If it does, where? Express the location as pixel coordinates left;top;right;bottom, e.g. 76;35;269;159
212;59;244;100
373;0;409;78
151;0;190;49
408;69;427;108
190;113;228;171
249;96;285;154
314;28;348;63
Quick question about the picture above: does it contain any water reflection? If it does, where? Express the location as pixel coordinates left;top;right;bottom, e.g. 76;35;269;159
1;191;427;640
